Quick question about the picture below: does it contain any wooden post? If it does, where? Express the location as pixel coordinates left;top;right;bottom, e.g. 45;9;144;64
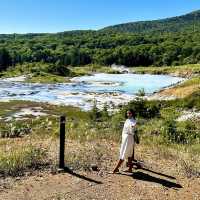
59;115;66;169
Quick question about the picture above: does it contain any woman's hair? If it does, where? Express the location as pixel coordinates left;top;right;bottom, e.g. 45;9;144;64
125;109;136;119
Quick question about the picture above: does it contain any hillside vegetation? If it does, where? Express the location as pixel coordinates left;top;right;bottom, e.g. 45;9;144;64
0;10;200;73
102;10;200;33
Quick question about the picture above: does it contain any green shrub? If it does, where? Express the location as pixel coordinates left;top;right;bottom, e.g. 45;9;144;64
101;103;110;120
46;63;71;76
136;88;145;96
0;121;31;138
162;119;200;144
183;91;200;109
89;100;102;122
126;98;161;118
0;145;48;176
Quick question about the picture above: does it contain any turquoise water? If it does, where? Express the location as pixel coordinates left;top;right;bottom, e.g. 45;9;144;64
0;73;184;110
71;73;184;94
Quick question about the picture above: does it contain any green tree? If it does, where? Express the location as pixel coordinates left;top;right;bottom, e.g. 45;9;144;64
0;48;11;71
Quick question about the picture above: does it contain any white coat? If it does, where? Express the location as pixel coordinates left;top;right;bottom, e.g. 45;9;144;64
119;118;136;160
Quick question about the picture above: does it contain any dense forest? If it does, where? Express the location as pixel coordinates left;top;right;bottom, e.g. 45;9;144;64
0;10;200;72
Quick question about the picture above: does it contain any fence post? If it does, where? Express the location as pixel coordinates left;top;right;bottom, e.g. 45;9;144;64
59;115;66;169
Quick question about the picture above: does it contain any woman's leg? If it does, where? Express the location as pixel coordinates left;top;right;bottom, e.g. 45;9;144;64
131;147;137;162
127;157;133;172
127;147;136;172
113;159;124;173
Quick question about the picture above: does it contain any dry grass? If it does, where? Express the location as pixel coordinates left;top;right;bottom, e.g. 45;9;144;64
159;84;200;97
0;131;199;181
0;135;60;176
180;159;200;178
132;64;200;78
158;77;200;97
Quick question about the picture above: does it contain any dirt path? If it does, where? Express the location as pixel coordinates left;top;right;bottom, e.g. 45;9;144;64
0;164;199;200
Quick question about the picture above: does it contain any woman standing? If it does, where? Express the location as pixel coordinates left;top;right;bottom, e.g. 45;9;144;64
113;109;137;173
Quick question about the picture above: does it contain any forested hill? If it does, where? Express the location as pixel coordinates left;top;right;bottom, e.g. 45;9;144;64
101;10;200;33
0;10;200;71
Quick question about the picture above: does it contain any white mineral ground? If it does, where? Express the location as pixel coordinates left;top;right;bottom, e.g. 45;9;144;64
111;64;130;73
0;73;185;112
177;110;200;122
4;107;48;121
1;75;27;82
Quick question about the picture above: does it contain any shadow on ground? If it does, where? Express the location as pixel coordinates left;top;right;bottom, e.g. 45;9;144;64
132;171;182;189
58;166;182;189
59;167;102;184
120;167;182;189
141;167;176;180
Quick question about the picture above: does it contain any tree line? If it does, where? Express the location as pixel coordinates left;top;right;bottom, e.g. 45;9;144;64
0;29;199;72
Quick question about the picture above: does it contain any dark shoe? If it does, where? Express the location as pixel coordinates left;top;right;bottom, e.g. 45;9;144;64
112;168;120;174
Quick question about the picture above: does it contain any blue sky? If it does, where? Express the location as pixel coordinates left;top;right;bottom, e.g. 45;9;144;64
0;0;200;33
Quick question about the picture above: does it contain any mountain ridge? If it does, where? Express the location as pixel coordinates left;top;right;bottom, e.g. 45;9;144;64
101;9;200;33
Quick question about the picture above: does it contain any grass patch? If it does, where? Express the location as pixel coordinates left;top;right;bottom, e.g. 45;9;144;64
64;140;116;171
70;64;118;76
0;62;72;83
132;64;200;77
158;77;200;97
142;136;200;178
0;143;48;176
179;77;200;87
27;72;70;83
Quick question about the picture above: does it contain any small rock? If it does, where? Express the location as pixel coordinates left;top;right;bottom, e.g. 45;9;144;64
91;164;99;171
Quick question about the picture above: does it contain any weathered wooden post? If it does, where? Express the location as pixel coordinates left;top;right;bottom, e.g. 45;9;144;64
59;115;66;169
